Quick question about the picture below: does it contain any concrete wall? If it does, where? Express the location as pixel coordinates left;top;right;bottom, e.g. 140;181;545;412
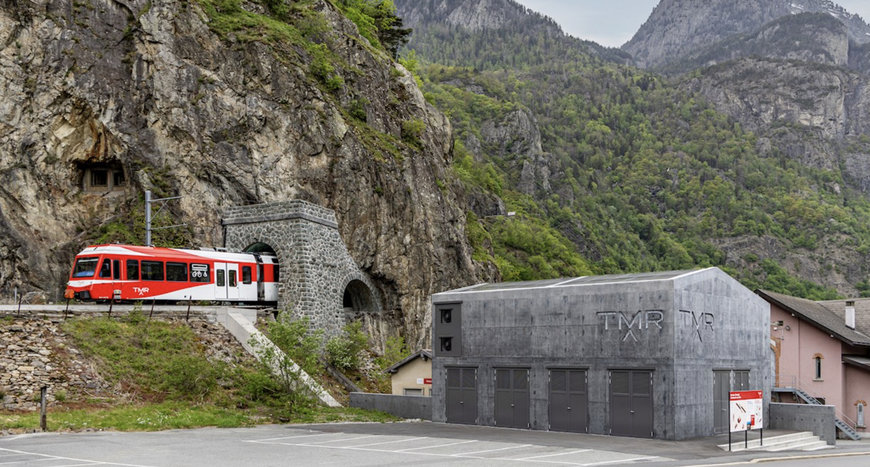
672;270;770;439
430;268;771;440
391;357;432;396
769;402;837;445
350;392;432;420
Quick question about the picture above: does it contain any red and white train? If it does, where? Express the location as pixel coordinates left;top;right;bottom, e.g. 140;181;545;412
64;244;279;304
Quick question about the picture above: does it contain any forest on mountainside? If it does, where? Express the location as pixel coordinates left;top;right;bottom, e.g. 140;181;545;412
397;1;870;299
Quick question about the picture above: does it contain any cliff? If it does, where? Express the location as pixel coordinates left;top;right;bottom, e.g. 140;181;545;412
0;0;495;346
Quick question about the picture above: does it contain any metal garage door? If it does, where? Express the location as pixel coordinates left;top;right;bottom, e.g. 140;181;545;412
610;370;653;438
713;370;730;433
446;367;477;424
549;369;588;433
495;368;530;429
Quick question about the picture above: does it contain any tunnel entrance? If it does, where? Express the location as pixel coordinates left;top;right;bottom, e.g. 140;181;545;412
343;279;375;316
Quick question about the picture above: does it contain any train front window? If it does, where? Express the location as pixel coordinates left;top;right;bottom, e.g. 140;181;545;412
72;257;99;278
166;262;187;282
99;259;112;278
142;261;164;281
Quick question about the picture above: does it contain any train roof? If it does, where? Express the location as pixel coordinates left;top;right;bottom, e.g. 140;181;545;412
76;244;277;263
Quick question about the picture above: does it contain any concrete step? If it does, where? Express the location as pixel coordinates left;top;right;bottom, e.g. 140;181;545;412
718;431;826;452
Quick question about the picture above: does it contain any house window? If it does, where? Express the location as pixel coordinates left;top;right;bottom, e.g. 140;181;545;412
814;354;823;380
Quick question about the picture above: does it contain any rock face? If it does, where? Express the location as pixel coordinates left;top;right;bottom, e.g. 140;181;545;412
0;0;493;347
623;0;870;69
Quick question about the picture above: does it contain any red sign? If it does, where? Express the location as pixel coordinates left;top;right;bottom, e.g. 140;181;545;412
729;390;763;401
423;378;432;385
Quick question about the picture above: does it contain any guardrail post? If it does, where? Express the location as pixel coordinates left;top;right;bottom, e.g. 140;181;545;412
186;297;192;321
63;298;70;321
149;299;155;320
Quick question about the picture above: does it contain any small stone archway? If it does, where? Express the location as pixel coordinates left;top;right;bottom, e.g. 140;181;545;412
222;200;382;336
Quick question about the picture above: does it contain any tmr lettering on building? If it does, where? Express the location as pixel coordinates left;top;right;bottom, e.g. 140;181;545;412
430;268;771;440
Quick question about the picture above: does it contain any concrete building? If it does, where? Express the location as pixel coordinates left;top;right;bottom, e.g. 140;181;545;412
385;350;433;396
430;268;770;440
758;290;870;437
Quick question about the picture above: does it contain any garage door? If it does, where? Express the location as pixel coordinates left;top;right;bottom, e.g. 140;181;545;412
446;367;477;424
549;369;588;433
610;370;653;438
495;368;530;429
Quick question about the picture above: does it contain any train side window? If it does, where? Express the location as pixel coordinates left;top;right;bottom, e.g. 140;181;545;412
229;270;237;287
242;266;252;284
216;269;225;287
166;262;187;282
274;265;280;282
142;261;164;281
126;260;139;280
191;263;209;283
99;259;112;278
113;260;121;280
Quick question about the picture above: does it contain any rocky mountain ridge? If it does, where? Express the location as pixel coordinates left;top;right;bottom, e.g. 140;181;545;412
623;0;870;69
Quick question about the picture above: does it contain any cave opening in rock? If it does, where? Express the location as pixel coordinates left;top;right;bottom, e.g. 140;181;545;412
343;279;375;314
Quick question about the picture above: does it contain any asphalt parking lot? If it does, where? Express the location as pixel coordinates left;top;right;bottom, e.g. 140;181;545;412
0;422;867;467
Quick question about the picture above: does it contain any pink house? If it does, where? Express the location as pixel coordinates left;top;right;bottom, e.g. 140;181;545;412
758;290;870;438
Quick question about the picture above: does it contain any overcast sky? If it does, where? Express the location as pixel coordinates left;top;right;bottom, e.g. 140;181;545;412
514;0;870;48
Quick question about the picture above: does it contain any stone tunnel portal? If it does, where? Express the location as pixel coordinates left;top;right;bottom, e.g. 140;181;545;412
222;200;382;336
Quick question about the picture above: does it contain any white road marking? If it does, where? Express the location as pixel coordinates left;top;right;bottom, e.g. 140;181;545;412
346;436;429;448
250;434;666;466
0;448;154;467
456;444;532;456
304;435;379;445
393;439;478;452
243;432;337;443
515;449;592;460
581;456;661;466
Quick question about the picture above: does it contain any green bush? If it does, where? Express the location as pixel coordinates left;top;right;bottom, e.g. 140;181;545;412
326;321;369;371
263;316;323;377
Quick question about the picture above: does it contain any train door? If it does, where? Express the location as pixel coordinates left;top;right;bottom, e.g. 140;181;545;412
254;255;265;302
227;265;239;300
215;262;227;300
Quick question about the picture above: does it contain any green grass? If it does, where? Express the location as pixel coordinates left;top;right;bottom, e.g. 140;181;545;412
0;402;398;432
0;314;402;433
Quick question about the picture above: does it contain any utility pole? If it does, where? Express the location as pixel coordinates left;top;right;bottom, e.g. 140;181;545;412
144;189;184;247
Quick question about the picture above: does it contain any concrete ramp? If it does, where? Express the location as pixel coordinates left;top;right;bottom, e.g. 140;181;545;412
221;310;341;407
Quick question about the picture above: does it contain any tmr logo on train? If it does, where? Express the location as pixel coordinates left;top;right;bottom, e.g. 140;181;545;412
133;287;150;296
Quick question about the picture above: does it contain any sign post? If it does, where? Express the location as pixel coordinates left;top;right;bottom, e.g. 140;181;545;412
729;390;763;451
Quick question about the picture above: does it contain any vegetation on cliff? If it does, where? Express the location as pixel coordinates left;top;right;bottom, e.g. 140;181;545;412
397;0;870;299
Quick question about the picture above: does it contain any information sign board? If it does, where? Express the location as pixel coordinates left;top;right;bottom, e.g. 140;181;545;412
729;390;763;432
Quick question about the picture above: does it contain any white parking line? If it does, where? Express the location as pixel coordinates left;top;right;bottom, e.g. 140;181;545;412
581;456;660;466
304;435;380;445
0;458;57;465
515;449;592;461
348;436;429;448
456;444;532;456
0;448;154;467
393;439;478;452
243;432;337;443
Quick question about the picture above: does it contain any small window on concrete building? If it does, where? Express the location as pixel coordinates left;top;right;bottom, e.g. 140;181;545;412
79;162;127;192
404;388;424;396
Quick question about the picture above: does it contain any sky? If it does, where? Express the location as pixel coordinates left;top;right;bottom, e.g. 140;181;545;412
514;0;870;48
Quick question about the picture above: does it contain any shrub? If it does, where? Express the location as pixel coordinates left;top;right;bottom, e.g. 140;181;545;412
326;321;369;371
